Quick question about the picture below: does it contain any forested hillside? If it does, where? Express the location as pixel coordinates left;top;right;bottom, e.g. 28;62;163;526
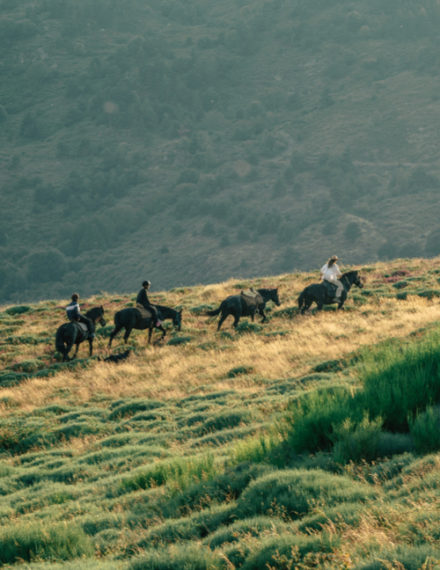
2;0;440;303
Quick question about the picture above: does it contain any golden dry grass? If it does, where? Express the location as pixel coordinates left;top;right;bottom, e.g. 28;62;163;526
2;258;440;413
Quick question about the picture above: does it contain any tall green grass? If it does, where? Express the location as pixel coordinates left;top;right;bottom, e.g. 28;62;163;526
283;328;440;461
0;521;93;564
359;332;440;431
113;454;216;496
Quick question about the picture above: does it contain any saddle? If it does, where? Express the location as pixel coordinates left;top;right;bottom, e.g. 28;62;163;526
322;280;343;301
136;303;152;319
241;289;263;306
73;321;89;337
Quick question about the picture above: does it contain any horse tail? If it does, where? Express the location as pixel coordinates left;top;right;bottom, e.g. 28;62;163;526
298;291;306;310
206;306;221;317
55;325;66;355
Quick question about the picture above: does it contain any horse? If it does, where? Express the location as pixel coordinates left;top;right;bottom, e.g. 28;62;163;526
298;270;363;314
108;304;182;347
206;288;280;330
55;307;106;361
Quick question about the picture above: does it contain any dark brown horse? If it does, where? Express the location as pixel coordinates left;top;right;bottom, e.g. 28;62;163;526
108;304;182;346
55;307;106;361
298;270;363;314
206;288;280;330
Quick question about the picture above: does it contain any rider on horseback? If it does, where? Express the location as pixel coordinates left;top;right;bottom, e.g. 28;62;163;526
65;293;95;338
320;255;344;300
136;280;162;327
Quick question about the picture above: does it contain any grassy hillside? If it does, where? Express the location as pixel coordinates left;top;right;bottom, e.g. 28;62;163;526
2;0;440;303
1;258;440;568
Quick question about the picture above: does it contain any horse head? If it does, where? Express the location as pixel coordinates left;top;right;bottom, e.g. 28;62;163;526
352;271;363;289
173;309;182;331
271;288;281;306
342;271;363;290
86;306;106;326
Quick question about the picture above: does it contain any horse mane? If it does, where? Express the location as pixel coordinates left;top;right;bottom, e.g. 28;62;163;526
155;304;179;318
85;306;104;320
342;270;358;278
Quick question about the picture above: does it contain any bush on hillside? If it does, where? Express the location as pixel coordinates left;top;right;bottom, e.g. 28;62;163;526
0;522;93;564
240;533;335;569
137;503;234;547
129;543;221;570
285;386;358;453
205;516;293;549
236;469;375;520
109;399;164;420
410;406;440;453
5;305;31;315
332;415;383;464
360;337;440;431
358;544;440;570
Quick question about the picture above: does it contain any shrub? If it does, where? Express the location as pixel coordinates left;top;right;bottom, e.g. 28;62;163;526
235;322;262;334
0;522;93;564
236;469;375;520
109;399;164;420
129;543;221;570
197;409;252;435
114;454;215;496
11;359;43;373
285;386;358;454
5;305;31;315
0;371;28;387
227;365;254;378
332;415;383;464
392;280;408;289
138;503;234;547
167;336;191;346
205;516;293;549
410;406;440;453
358;544;440;570
298;502;363;532
396;292;408;300
160;462;269;518
241;532;335;569
360;334;440;431
313;359;345;373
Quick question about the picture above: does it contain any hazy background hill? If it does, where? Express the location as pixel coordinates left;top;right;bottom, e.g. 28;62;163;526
2;0;440;303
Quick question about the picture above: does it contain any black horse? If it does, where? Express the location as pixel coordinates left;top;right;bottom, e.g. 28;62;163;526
298;270;363;314
55;307;106;361
108;304;182;347
206;288;280;330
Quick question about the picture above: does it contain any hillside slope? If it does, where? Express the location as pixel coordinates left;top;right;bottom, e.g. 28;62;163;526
1;258;440;567
2;0;440;303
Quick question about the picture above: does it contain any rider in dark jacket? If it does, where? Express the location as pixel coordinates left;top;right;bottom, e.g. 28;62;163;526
66;293;95;338
136;281;161;326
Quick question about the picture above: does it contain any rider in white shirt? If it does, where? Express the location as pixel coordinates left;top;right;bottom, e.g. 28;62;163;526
320;255;343;299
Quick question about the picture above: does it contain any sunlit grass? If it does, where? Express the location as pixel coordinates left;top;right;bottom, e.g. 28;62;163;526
1;258;440;567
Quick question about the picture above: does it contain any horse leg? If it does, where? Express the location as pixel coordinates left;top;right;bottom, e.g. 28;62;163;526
123;327;132;343
156;324;166;342
301;301;312;315
217;311;228;331
148;325;153;344
88;339;93;357
108;325;122;348
72;343;80;359
259;309;267;323
62;345;69;362
232;312;241;328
